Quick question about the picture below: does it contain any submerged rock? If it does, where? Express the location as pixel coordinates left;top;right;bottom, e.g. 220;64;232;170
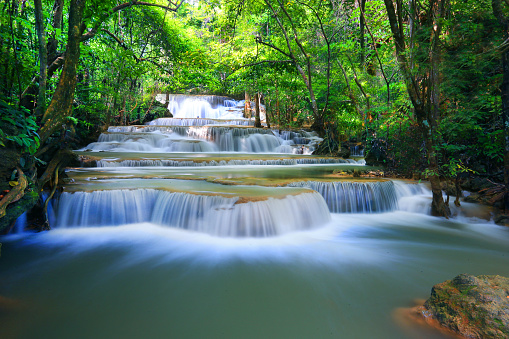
422;274;509;338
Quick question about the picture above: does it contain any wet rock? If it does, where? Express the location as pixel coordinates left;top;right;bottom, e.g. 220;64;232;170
423;274;509;339
462;177;496;192
365;150;384;166
338;145;351;159
494;214;509;227
143;100;172;122
464;193;487;205
0;148;20;183
441;180;463;198
412;172;422;180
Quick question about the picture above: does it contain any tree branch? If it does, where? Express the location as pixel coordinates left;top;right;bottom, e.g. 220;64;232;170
255;37;292;58
81;0;184;43
101;28;140;62
227;59;293;78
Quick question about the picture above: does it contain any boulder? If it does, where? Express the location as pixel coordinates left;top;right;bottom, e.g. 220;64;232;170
143;100;172;123
494;214;509;226
0;148;20;184
462;177;496;192
422;274;509;338
365;150;384;166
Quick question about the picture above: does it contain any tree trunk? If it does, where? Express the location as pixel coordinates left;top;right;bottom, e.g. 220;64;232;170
266;97;271;128
492;0;509;212
244;91;251;119
39;0;86;144
254;92;262;128
48;0;64;61
34;0;47;118
359;0;366;66
383;0;450;217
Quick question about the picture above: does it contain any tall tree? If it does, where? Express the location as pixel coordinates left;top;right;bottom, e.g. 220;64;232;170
252;0;329;133
0;0;184;232
383;0;451;217
492;0;509;212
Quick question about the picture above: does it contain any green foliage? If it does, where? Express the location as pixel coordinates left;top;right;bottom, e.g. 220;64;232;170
0;0;505;184
0;99;39;155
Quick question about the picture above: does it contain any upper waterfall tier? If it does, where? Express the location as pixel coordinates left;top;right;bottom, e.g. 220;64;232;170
155;94;262;120
148;118;254;126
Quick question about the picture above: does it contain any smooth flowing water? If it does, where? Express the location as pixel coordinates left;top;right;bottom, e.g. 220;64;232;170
1;95;508;339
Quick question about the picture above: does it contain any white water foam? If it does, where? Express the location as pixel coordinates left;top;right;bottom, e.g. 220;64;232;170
54;190;330;237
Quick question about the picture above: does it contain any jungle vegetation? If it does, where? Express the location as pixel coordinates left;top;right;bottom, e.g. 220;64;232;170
0;0;507;230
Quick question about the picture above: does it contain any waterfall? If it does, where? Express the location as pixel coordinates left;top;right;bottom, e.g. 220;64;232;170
148;118;253;126
11;212;27;234
393;181;433;214
107;126;190;134
93;157;349;167
54;189;330;237
156;94;247;120
350;145;364;157
287;180;398;213
84;125;323;154
55;189;161;227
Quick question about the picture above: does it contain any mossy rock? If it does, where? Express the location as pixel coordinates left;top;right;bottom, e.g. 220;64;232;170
462;177;496;192
424;274;509;339
0;189;39;234
0;148;20;182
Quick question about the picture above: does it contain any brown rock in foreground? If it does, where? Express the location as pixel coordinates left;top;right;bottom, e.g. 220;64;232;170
423;274;509;338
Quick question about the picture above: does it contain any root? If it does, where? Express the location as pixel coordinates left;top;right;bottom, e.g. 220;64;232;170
0;167;27;218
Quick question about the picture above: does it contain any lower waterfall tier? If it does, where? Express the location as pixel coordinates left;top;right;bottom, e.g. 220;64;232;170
287;180;399;213
53;189;331;237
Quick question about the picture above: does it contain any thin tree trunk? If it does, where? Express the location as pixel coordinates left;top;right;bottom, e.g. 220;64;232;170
254;92;262;128
383;0;450;217
492;0;509;212
266;97;271;128
503;48;509;212
360;0;366;65
244;91;251;118
34;0;47;118
48;0;63;61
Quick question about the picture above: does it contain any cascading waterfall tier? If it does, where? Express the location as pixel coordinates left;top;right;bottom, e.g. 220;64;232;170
91;157;349;167
54;189;330;237
287;180;399;213
81;126;320;153
156;94;247;120
148;118;254;126
42;93;414;237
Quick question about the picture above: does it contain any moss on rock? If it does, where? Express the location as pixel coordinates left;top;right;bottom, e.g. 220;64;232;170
0;189;39;234
423;274;509;339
